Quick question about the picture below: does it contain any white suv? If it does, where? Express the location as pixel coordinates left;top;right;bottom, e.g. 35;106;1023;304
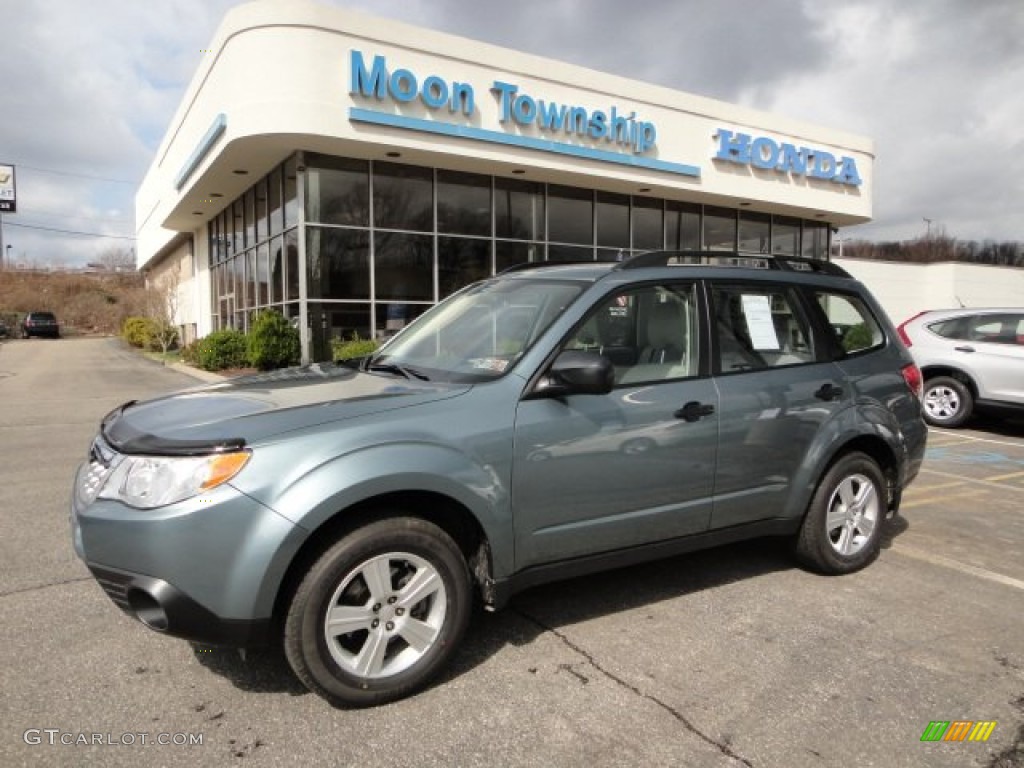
898;308;1024;427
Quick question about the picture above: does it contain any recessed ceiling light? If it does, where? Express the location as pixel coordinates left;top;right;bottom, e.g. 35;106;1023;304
192;211;203;216
739;201;751;207
210;192;223;198
638;187;651;193
232;169;249;175
512;169;526;175
386;151;401;158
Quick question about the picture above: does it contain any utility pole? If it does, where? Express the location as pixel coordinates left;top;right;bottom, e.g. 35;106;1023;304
923;217;933;238
0;212;5;270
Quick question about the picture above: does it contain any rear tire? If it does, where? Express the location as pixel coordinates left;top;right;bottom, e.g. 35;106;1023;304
795;452;886;575
284;517;471;707
922;376;972;427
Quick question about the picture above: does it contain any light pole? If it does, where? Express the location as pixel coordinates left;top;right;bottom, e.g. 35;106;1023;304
923;217;933;238
4;244;11;268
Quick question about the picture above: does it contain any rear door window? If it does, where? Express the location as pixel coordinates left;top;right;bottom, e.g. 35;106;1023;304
710;283;815;372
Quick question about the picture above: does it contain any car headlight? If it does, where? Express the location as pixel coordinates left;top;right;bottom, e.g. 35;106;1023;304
98;451;251;509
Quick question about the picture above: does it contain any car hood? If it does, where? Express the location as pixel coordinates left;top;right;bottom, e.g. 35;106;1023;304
101;363;470;455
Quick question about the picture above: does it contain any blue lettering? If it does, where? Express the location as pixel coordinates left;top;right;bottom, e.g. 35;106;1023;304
838;157;862;185
421;75;448;109
777;144;808;175
538;101;568;131
450;82;474;115
491;81;517;122
715;129;752;163
389;69;418;102
589;110;608;139
636;122;656;153
750;137;779;170
567;106;587;134
713;127;862;186
512;93;537;123
350;50;388;99
809;151;836;180
610;108;633;145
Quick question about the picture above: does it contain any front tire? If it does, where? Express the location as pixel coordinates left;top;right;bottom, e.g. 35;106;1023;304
284;517;471;707
922;376;973;427
795;452;886;575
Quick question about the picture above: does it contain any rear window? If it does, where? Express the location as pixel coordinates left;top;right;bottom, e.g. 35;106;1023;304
30;312;57;322
815;292;884;355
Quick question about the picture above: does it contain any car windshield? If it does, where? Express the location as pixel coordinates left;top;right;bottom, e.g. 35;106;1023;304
367;278;585;382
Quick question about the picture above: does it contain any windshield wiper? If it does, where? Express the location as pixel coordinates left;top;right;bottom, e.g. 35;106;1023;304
365;360;430;381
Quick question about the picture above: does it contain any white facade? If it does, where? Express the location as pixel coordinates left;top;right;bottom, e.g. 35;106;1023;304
137;0;876;358
835;258;1024;326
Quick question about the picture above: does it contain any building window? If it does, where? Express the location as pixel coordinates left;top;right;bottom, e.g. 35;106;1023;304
439;236;491;298
374;162;433;231
665;201;700;250
596;191;630;250
771;216;801;256
495;178;544;240
632;197;664;251
437;170;491;237
306;227;370;300
703;206;737;251
305;155;369;226
738;211;770;254
374;232;434;301
548;185;593;246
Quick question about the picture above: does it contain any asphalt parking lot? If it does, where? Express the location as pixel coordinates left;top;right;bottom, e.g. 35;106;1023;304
1;337;1022;768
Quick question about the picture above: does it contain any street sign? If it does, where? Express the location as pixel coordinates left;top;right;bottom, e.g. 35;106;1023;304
0;164;16;212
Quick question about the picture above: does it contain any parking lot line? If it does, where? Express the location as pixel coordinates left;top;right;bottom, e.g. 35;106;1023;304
927;429;1024;450
903;480;966;493
889;543;1024;592
899;489;986;509
982;469;1024;483
919;467;1024;492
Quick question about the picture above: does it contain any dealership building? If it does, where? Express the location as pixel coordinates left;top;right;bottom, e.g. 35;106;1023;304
137;0;873;363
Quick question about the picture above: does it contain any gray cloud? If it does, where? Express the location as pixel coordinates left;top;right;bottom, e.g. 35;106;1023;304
0;0;1020;266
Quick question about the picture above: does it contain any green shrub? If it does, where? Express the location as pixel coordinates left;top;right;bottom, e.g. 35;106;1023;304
180;339;201;366
195;329;249;371
331;332;380;361
842;322;875;353
247;310;300;370
122;316;157;348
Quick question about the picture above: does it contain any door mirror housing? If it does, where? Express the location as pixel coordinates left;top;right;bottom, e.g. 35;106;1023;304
529;350;615;398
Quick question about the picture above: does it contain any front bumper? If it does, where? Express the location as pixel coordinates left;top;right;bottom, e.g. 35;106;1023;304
70;460;306;648
86;563;272;646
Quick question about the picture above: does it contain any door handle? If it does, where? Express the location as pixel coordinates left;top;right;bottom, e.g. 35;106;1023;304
953;345;976;353
814;383;844;401
674;401;715;422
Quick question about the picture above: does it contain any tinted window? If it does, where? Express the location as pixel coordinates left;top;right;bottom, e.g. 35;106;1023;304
564;284;699;384
965;314;1024;345
712;284;815;371
815;292;884;355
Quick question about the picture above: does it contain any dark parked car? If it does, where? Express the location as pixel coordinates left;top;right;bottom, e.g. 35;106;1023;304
71;251;927;706
22;311;60;338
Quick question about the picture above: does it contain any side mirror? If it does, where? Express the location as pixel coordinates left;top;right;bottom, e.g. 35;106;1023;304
529;350;614;398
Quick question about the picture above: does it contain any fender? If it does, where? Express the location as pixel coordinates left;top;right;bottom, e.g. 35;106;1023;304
781;400;903;520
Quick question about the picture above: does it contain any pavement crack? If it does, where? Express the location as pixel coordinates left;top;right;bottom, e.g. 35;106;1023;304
0;575;93;599
514;606;754;768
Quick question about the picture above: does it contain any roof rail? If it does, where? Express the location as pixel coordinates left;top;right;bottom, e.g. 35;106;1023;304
614;250;852;278
498;259;612;275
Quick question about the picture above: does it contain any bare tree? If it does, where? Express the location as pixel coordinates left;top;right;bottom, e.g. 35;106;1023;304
98;246;137;272
143;262;180;358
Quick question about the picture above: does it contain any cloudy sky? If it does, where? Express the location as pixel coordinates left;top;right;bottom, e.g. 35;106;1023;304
1;0;1021;268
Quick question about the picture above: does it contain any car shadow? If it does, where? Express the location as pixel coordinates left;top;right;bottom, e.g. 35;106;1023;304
966;412;1024;438
189;531;904;703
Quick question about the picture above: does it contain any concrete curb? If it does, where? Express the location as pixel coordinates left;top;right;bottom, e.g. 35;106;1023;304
169;362;227;384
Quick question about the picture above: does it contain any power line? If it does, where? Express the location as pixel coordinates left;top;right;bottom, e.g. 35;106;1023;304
13;163;138;185
5;221;136;241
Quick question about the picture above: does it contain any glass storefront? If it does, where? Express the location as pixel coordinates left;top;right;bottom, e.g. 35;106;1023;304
208;151;833;362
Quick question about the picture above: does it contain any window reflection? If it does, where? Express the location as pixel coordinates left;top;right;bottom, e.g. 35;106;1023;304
665;202;700;250
374;232;433;301
495;178;544;240
439;236;491;298
703;206;736;251
306;227;370;300
437;170;490;236
632;197;663;251
305;155;369;226
374;162;433;231
548;185;593;245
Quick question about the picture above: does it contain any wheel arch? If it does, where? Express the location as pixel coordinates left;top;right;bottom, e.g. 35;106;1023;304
921;365;979;399
269;490;494;642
